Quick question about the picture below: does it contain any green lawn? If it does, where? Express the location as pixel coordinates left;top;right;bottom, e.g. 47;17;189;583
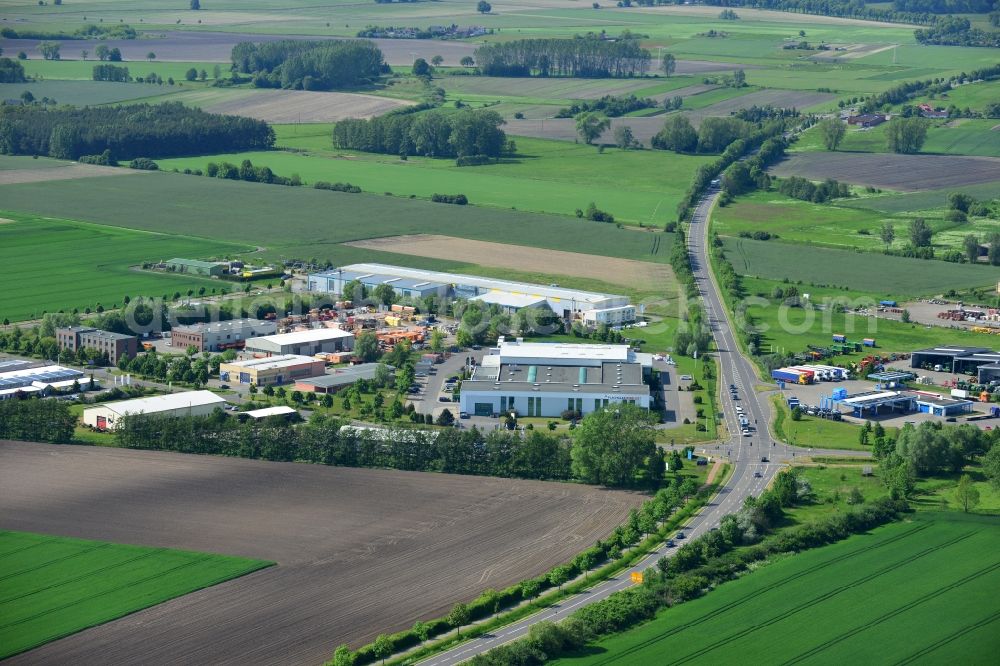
0;160;677;271
771;396;877;451
155;136;712;227
0;212;249;321
722;236;998;296
553;511;1000;666
0;530;271;659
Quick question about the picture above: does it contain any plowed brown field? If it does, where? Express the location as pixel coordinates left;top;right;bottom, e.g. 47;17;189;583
347;234;674;289
0;441;642;666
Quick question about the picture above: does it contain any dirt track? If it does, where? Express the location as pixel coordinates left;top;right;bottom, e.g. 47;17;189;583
0;441;642;666
0;163;141;186
770;152;1000;191
347;234;674;289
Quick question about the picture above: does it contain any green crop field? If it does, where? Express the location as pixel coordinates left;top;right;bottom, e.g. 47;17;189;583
0;213;249;322
841;181;1000;214
155;136;711;227
0;530;271;660
0;80;171;106
723;237;998;296
795;120;1000;157
19;59;224;83
554;512;1000;666
0;161;676;268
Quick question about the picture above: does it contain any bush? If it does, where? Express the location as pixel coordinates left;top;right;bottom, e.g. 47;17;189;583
455;154;493;167
431;193;469;205
128;157;158;170
314;180;362;193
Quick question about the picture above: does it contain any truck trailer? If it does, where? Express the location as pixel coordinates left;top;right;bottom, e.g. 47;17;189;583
772;368;811;385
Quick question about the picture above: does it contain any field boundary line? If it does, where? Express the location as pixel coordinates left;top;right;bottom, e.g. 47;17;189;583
893;609;1000;665
669;529;976;665
0;554;216;631
0;533;62;560
577;520;933;666
0;548;163;605
783;559;1000;665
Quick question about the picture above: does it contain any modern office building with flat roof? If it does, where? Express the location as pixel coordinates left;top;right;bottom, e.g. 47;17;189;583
458;338;651;418
219;355;326;387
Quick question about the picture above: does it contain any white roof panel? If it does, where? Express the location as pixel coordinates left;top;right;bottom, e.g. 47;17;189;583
99;390;226;416
243;406;297;418
249;328;353;346
222;355;316;370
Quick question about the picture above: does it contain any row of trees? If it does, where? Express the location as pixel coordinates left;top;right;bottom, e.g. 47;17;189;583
470;481;906;666
0;103;275;160
332;108;511;159
231;40;386;90
914;16;1000;47
652;115;759;154
701;0;939;24
0;398;77;443
555;94;656;118
473;37;652;78
112;403;664;486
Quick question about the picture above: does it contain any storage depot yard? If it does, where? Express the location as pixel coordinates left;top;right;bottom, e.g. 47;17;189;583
0;441;642;665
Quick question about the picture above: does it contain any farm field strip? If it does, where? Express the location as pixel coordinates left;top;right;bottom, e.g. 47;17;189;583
0;157;683;264
154;137;710;227
553;513;1000;666
0;163;143;186
770;152;1000;191
345;234;675;290
0;213;248;322
0;441;643;665
723;236;999;295
0;530;271;661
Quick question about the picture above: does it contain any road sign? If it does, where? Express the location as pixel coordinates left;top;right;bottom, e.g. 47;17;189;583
630;571;644;584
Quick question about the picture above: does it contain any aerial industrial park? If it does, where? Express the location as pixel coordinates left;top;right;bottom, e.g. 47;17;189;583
1;1;999;664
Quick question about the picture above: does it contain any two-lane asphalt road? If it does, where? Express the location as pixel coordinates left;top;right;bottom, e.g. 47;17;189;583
417;188;854;665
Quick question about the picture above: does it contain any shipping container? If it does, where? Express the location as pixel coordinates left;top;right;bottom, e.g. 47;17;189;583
832;334;846;343
863;338;876;347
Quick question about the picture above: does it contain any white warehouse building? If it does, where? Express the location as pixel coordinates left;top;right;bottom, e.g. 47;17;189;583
82;390;227;431
459;338;652;418
307;263;635;325
244;327;354;357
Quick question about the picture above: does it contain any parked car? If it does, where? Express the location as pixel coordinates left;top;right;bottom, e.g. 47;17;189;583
219;384;230;389
438;396;451;402
460;412;470;419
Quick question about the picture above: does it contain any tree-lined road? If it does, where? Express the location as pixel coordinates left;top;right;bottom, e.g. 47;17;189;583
418;187;841;664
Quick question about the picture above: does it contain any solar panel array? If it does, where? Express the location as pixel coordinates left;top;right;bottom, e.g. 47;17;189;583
0;367;83;390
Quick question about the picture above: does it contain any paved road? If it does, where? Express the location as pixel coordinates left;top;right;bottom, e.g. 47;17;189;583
416;188;864;665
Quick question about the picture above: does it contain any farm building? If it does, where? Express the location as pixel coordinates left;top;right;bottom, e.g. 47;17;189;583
0;364;90;400
241;405;298;421
846;113;886;127
978;363;1000;384
219;355;325;387
165;258;226;277
244;328;354;357
170;318;277;352
56;326;138;365
910;346;995;373
307;264;633;325
293;363;392;394
458;338;651;418
82;390;226;431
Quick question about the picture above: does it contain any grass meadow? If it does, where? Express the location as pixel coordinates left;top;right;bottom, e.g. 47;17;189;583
722;236;998;296
0;213;248;321
155;134;712;227
0;530;271;660
553;511;1000;666
0;80;170;106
